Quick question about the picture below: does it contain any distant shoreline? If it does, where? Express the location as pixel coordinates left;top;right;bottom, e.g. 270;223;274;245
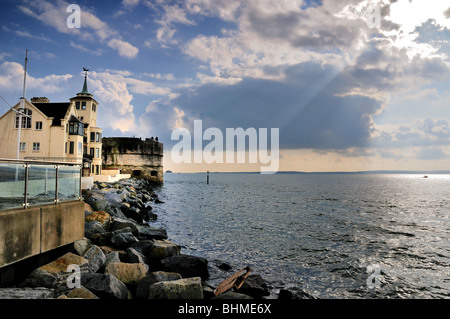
165;170;450;175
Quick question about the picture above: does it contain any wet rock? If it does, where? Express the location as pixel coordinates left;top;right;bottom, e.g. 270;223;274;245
237;274;270;298
110;218;139;234
162;254;209;281
81;273;128;299
148;277;203;299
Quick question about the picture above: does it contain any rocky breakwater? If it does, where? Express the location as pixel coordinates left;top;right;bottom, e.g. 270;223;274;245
0;178;274;300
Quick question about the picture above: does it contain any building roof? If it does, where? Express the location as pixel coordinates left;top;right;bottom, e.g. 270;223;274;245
77;75;92;96
32;102;71;126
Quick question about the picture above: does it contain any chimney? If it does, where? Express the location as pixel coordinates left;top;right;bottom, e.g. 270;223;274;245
31;97;50;103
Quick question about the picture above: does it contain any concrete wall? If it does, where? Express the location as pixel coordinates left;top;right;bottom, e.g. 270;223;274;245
102;137;163;183
0;201;84;269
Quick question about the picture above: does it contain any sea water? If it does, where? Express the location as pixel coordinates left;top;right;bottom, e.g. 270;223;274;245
150;173;450;299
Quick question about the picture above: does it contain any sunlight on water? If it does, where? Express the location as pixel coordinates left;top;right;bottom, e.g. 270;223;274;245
151;173;450;299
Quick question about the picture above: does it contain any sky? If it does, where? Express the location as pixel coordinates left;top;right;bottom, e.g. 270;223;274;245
1;0;450;173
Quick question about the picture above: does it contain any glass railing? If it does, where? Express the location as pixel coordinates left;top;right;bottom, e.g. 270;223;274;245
0;158;82;210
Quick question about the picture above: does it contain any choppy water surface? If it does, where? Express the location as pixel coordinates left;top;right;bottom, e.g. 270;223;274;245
150;173;450;299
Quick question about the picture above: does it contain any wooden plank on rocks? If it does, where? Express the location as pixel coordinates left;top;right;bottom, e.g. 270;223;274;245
214;266;252;296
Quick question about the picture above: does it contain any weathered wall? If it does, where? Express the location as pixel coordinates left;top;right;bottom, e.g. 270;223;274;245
102;137;163;183
0;201;84;269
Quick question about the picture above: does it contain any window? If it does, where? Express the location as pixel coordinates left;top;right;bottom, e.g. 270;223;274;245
90;148;94;157
92;104;96;112
95;165;99;175
65;142;67;154
82;102;86;110
19;142;26;151
95;148;100;158
69;141;74;154
35;121;42;130
75;101;80;110
78;142;82;155
96;132;101;143
90;132;95;142
33;142;40;151
69;121;84;136
15;108;32;129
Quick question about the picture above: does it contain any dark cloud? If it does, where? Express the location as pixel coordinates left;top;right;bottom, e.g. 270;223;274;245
161;61;383;150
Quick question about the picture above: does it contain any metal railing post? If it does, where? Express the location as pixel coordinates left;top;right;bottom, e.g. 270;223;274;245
55;164;59;204
23;164;29;209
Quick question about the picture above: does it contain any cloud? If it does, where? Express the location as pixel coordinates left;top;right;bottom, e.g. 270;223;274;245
0;61;72;95
18;0;139;58
415;146;447;160
107;39;139;58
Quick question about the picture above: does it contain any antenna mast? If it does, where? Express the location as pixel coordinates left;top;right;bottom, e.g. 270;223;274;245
17;49;28;160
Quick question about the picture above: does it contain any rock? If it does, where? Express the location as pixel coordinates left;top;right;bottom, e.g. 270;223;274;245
213;291;253;299
129;240;155;256
148;240;181;261
110;232;139;248
67;287;99;299
105;262;149;286
0;288;55;299
107;207;128;220
121;206;144;223
22;253;90;289
86;193;108;211
110;218;139;234
135;271;182;299
218;263;232;271
162;254;209;280
82;245;106;273
136;225;168;240
73;238;92;256
84;202;94;214
148;277;203;299
85;211;111;229
203;285;216;299
84;221;106;240
140;209;158;221
81;273;128;299
237;274;270;298
100;251;122;273
126;247;149;264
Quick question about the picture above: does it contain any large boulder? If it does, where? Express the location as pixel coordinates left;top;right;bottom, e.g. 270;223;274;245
22;253;90;289
85;193;108;212
105;262;149;286
148;277;203;299
135;271;182;299
85;211;111;229
110;232;139;249
162;254;209;280
147;240;181;261
73;238;92;256
126;247;149;264
236;274;270;298
84;221;106;240
81;273;128;299
136;225;168;240
82;245;106;273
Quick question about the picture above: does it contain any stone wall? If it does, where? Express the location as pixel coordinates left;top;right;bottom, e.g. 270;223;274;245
102;137;163;183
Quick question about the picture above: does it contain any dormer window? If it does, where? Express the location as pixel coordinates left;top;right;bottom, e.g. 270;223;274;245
15;108;32;129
